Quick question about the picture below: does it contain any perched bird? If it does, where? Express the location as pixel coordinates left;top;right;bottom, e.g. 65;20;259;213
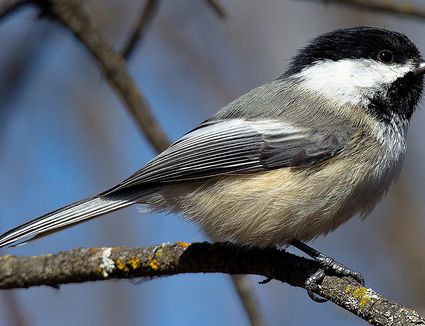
0;27;423;292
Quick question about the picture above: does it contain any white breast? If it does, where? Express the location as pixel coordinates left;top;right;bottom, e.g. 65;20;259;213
371;115;407;175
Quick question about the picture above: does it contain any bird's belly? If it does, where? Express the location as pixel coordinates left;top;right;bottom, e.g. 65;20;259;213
169;152;401;247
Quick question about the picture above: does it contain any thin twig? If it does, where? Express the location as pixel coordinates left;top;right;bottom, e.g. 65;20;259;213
31;0;170;152
203;0;226;19
0;242;424;326
121;0;161;60
230;275;266;326
208;234;266;326
301;0;425;21
1;291;27;326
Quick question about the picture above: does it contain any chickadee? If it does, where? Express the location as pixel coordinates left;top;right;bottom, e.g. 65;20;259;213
0;27;424;270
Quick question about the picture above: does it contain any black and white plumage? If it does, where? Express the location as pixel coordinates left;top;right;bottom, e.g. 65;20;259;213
0;27;424;248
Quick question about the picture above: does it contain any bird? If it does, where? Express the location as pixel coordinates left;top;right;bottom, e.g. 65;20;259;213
0;27;423;293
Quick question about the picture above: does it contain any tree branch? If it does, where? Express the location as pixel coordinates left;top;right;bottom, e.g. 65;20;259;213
301;0;425;21
230;275;266;326
31;0;171;152
120;0;161;60
0;242;423;326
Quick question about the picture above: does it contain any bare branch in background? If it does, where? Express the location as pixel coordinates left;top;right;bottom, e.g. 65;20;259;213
0;1;262;325
32;0;170;152
120;0;226;61
203;0;227;19
231;273;266;326
1;291;27;326
0;242;424;326
121;0;161;60
301;0;425;21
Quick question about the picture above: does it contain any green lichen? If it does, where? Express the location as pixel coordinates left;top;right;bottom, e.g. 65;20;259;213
345;285;372;308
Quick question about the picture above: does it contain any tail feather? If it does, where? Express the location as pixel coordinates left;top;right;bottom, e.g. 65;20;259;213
0;190;145;248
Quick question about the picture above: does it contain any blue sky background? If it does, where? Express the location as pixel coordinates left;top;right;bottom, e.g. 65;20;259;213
0;1;425;325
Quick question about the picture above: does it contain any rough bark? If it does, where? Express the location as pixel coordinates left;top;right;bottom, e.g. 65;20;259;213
0;242;424;326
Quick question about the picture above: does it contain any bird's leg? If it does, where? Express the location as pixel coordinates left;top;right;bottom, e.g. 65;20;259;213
290;240;365;303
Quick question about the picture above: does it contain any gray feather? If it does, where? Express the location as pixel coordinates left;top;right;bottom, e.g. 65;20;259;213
111;118;350;192
0;189;146;247
0;80;354;248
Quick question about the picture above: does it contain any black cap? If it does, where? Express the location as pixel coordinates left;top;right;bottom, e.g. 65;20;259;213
284;27;421;77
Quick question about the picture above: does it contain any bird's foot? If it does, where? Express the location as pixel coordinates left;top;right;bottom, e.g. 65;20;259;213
291;240;365;303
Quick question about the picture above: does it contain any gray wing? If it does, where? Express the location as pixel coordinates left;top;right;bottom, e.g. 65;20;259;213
0;117;351;248
111;118;351;192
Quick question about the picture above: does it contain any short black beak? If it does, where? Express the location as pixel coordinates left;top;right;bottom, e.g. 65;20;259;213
416;60;425;74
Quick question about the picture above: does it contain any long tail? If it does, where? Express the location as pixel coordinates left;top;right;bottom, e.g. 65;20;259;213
0;189;147;248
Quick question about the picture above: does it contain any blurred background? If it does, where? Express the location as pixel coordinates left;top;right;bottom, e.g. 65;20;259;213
0;0;425;325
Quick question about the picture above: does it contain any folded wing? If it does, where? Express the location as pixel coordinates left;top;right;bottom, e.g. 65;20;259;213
0;118;351;247
111;118;350;191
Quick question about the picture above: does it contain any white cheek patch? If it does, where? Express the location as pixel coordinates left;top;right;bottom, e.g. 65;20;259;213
294;59;415;106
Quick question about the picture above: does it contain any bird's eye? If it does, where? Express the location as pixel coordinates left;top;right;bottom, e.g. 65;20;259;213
377;50;393;63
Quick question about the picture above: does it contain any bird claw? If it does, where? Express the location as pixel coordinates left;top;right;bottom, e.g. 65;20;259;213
305;269;328;303
315;253;365;285
290;240;365;303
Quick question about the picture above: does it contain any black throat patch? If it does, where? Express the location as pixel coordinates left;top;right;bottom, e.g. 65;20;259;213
367;72;424;124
